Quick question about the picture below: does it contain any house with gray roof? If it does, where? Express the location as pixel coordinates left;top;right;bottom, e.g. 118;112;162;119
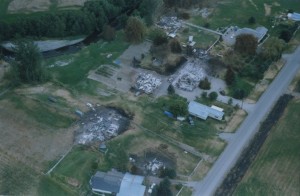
188;101;224;121
90;170;146;196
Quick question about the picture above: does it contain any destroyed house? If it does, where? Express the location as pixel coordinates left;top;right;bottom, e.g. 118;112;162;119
188;101;224;121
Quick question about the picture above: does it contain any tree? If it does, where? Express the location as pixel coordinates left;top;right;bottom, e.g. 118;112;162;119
279;30;292;43
248;16;256;24
167;84;175;95
125;16;146;43
11;40;48;85
169;99;188;117
234;34;258;56
102;25;116;41
159;168;177;179
225;67;235;85
199;77;211;90
150;28;168;46
153;177;172;196
260;37;286;61
209;91;218;101
169;39;182;53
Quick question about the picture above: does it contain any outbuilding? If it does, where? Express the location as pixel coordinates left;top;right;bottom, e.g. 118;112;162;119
188;101;224;121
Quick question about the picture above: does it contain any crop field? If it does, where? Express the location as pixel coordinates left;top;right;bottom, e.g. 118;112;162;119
191;0;300;33
234;99;300;196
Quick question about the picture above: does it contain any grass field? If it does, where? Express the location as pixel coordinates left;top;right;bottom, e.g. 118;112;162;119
234;99;300;196
140;96;226;156
191;0;300;33
48;31;129;94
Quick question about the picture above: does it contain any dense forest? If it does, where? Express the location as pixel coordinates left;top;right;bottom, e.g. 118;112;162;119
0;0;159;41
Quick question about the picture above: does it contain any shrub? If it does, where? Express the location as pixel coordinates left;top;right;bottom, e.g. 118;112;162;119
199;77;211;90
209;91;218;101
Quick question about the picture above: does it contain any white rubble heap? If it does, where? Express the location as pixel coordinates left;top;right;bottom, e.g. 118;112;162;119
135;73;162;94
146;158;164;175
172;60;206;91
156;16;182;34
76;106;128;144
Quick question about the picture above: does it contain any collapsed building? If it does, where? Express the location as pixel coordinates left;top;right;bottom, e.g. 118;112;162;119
172;60;206;91
75;106;130;144
135;73;162;94
156;16;182;37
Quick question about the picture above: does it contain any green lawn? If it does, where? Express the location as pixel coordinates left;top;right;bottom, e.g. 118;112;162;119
6;92;75;128
48;31;129;94
140;96;225;156
191;0;300;33
38;176;77;196
234;99;300;196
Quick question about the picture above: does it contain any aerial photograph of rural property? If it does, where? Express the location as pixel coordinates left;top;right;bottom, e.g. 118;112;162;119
0;0;300;195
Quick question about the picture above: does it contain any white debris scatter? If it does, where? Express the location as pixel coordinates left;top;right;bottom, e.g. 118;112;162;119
135;73;162;94
49;59;73;68
146;158;164;175
75;106;130;144
172;60;206;91
156;16;182;34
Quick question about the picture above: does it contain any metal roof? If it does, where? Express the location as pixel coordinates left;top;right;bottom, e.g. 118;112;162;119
117;173;146;196
188;101;224;120
91;171;124;193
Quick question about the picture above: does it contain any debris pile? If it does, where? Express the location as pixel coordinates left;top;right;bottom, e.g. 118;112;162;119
145;158;164;175
75;106;130;144
156;16;182;34
172;60;205;91
135;73;162;94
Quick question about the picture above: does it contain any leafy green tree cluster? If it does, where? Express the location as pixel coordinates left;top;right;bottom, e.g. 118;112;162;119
169;98;188;117
163;0;205;8
0;0;154;40
260;37;286;61
10;40;48;85
125;16;146;43
150;28;168;46
234;34;258;56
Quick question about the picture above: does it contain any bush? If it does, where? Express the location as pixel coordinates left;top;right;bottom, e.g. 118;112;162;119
248;16;256;24
201;91;208;98
199;77;211;90
159;168;177;179
209;91;218;101
167;84;175;95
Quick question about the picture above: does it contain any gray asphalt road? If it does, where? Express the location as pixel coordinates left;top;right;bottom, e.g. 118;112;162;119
192;46;300;196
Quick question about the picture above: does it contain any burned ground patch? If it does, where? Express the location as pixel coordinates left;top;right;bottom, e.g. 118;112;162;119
75;106;130;144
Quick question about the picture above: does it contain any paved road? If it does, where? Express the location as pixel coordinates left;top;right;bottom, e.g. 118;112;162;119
192;46;300;196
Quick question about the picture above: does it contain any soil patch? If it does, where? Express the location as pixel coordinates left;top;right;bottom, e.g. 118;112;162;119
223;109;247;132
264;3;271;16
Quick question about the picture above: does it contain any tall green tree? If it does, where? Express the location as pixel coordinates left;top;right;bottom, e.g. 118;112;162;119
260;37;286;61
12;40;48;85
234;34;258;56
125;16;146;43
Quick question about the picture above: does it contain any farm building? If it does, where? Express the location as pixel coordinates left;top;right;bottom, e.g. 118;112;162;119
223;26;268;46
188;101;224;121
90;170;146;196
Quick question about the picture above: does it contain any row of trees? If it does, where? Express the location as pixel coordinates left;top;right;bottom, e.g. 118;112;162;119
0;0;159;41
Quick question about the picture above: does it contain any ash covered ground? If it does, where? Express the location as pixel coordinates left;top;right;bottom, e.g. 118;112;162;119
75;106;130;144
